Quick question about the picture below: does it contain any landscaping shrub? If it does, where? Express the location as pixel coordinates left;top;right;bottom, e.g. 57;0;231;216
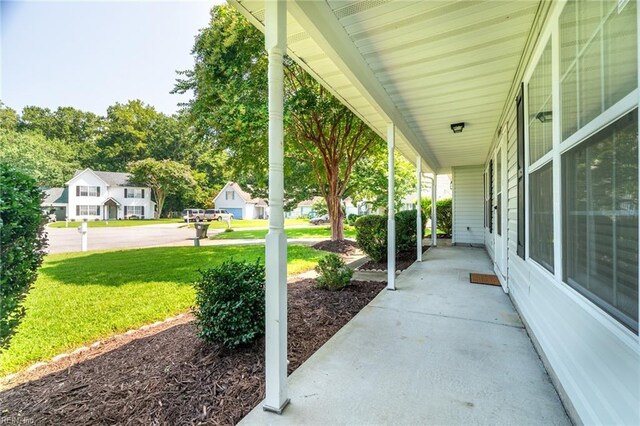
395;209;426;252
420;197;453;237
0;164;47;350
354;215;387;262
437;198;453;236
347;213;359;226
193;259;265;348
315;254;353;290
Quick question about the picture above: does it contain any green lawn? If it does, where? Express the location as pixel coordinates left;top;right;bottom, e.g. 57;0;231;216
213;225;356;240
0;244;325;375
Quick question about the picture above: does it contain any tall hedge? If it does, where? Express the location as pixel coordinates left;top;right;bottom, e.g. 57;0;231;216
396;209;426;252
0;164;47;350
436;198;452;236
420;197;453;237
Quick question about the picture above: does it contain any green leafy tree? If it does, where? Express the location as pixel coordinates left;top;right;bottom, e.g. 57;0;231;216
0;164;47;350
0;102;18;131
128;159;197;218
0;129;80;186
175;6;380;240
348;148;417;212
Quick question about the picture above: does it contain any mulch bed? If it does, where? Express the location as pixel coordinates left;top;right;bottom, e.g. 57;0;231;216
358;249;423;272
311;239;359;255
0;279;384;425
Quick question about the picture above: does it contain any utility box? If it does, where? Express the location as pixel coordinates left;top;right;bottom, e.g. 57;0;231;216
194;222;210;239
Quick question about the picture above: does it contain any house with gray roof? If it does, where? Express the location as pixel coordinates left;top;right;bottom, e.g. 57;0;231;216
213;182;268;220
60;168;155;221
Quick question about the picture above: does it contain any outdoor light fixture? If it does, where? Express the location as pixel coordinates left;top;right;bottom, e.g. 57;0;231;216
536;111;553;123
450;122;465;133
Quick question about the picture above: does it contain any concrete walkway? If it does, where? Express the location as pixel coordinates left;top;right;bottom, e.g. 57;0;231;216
241;245;570;425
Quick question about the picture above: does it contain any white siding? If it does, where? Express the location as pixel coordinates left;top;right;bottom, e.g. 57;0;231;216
497;67;639;426
452;165;484;245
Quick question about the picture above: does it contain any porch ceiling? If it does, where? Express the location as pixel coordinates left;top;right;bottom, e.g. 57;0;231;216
230;0;541;173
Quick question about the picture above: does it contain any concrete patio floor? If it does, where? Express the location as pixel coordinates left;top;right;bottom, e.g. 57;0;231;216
241;245;571;425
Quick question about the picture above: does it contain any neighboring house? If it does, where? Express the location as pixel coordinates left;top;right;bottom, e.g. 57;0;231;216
42;187;69;221
63;169;156;220
213;182;268;220
235;1;639;424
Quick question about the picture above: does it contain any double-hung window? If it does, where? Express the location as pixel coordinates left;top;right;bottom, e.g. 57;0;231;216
528;40;555;273
559;0;638;333
125;188;144;198
77;186;99;197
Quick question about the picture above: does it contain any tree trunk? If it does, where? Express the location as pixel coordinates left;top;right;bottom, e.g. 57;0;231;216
326;194;344;241
155;190;165;219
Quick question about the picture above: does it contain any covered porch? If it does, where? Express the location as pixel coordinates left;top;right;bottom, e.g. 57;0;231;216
241;244;569;424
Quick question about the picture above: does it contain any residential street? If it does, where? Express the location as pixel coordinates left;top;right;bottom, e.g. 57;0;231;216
45;223;324;254
45;223;202;254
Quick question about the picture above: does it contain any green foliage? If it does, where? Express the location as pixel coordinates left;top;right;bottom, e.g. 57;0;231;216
176;5;382;240
347;213;359;226
354;215;388;262
128;159;197;218
436;198;453;236
348;148;417;211
315;254;353;290
396;209;426;252
311;198;328;216
0;129;80;186
420;197;432;215
0;102;18;131
193;260;265;348
0;164;47;350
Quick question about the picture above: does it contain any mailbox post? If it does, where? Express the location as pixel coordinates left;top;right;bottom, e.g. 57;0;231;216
78;222;88;252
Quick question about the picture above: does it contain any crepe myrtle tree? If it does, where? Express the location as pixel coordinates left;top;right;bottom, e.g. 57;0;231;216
128;159;196;218
175;5;380;240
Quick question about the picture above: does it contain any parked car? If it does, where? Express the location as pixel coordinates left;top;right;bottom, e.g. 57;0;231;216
204;209;234;222
309;214;329;225
182;209;205;222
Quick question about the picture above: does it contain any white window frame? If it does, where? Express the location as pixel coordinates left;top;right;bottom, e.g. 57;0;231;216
126;188;144;199
520;0;640;343
78;205;99;216
127;205;144;217
225;190;235;200
78;186;99;197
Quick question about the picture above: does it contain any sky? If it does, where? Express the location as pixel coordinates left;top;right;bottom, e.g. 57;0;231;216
0;0;225;116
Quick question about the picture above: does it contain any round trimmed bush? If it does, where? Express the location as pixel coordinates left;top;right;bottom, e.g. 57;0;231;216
315;253;353;290
193;259;265;348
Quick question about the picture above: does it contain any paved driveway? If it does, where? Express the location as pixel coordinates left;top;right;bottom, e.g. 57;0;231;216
45;224;205;254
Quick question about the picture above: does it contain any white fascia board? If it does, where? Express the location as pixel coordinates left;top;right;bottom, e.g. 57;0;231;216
212;182;231;204
287;1;439;173
65;168;108;187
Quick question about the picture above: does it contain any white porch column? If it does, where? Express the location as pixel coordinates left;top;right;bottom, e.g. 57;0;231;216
387;124;396;290
431;174;437;247
263;0;289;414
416;156;423;262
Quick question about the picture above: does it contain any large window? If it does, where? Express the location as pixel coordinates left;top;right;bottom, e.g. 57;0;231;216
125;188;144;198
125;205;145;218
528;40;554;271
563;110;638;333
77;186;99;197
77;205;100;216
560;0;637;140
557;0;638;333
529;41;553;164
530;163;555;272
